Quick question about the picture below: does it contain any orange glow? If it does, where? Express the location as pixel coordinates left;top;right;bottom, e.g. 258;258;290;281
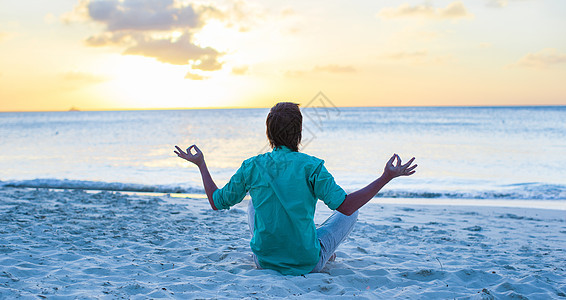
1;1;565;111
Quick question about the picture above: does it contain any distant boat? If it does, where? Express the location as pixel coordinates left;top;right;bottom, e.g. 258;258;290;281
68;107;80;112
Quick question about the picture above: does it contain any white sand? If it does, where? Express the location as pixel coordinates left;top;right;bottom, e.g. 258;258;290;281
0;188;565;299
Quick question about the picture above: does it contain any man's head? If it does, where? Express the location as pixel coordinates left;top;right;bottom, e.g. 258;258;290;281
266;102;302;152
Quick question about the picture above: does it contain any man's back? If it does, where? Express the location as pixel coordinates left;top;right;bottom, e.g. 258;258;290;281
213;146;346;275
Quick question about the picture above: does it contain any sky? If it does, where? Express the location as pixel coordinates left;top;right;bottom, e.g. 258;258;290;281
0;0;565;111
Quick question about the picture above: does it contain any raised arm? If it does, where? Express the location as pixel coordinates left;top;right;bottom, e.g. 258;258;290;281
174;145;218;210
337;154;417;216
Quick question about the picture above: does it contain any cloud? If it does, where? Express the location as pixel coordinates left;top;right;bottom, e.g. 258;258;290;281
380;50;453;65
378;1;473;20
184;72;207;80
189;55;223;71
84;31;134;47
61;0;89;24
231;65;249;75
285;64;356;77
121;32;221;70
512;49;566;69
384;50;428;61
281;8;296;17
85;0;200;31
216;0;264;32
63;0;262;78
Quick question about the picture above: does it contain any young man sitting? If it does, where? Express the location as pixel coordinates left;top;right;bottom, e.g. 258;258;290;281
174;102;417;275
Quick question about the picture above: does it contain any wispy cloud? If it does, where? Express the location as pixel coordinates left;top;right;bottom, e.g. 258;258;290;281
313;65;356;73
184;72;207;80
379;50;453;65
378;1;473;20
63;0;260;78
384;50;428;61
231;65;249;75
222;0;265;32
285;64;356;77
280;8;296;17
512;48;566;69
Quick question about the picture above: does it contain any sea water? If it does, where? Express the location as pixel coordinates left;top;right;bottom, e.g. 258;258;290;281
1;106;565;204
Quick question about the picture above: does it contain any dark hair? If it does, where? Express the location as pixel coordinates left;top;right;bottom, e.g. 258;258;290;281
266;102;302;152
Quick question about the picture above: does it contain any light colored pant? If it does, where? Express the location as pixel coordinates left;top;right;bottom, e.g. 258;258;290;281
247;200;358;273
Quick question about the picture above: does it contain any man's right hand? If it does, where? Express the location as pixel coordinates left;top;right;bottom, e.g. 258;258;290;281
174;144;205;167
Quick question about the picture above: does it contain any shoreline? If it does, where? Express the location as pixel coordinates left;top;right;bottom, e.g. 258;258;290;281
1;187;565;298
4;186;565;211
374;197;566;211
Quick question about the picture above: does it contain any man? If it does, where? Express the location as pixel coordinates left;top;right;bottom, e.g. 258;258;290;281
174;102;417;275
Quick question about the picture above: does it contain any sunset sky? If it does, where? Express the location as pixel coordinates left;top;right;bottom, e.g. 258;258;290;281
1;0;565;111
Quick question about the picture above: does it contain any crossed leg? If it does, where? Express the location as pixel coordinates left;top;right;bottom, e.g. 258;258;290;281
247;200;358;272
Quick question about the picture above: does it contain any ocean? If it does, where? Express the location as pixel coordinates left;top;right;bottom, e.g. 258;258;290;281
1;106;565;206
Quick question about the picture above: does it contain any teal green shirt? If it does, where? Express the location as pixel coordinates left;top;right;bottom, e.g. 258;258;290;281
212;146;346;275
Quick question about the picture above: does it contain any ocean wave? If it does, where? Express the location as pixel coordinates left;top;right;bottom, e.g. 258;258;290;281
376;186;566;200
0;179;203;194
1;179;565;200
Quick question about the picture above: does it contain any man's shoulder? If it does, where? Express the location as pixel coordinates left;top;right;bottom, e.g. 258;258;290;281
292;151;324;164
244;151;268;162
245;150;324;165
241;152;270;167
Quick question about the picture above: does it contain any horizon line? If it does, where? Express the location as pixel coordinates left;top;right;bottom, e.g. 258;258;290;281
1;103;565;113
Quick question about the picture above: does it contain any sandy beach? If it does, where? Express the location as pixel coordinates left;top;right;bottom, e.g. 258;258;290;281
1;187;565;299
